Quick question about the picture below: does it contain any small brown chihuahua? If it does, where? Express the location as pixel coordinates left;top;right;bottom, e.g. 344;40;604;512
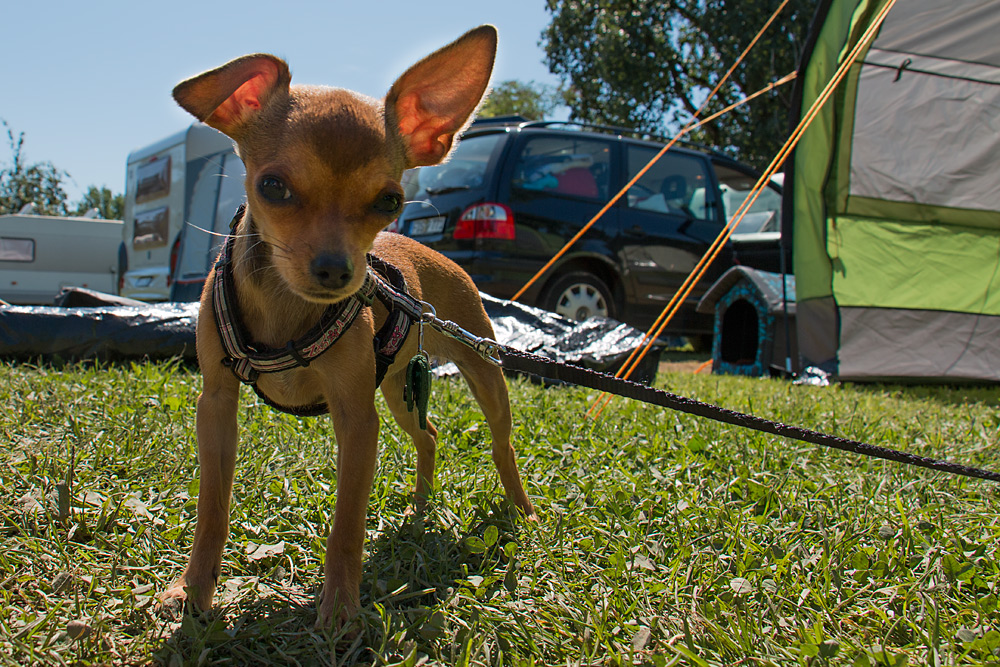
158;26;536;629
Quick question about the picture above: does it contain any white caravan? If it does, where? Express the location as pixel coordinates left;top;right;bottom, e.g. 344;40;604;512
0;213;123;304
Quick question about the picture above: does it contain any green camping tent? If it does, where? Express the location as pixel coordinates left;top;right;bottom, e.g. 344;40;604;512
788;0;1000;382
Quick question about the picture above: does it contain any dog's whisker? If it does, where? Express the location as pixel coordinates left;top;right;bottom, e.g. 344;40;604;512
232;239;264;261
184;221;258;240
403;199;442;216
233;237;294;278
253;231;295;256
244;263;279;282
404;198;430;205
267;243;296;259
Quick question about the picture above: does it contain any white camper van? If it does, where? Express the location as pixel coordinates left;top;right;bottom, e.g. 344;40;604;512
120;123;243;301
0;212;123;304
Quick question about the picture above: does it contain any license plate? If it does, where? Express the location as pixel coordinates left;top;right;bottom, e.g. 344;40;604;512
135;276;153;287
409;216;446;236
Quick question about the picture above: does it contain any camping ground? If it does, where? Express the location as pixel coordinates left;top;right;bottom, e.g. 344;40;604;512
0;358;998;665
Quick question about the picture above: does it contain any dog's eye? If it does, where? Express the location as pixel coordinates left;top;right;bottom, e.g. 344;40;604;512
258;176;292;202
374;192;402;214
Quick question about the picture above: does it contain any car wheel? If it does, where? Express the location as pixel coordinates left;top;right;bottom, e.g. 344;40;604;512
543;272;615;321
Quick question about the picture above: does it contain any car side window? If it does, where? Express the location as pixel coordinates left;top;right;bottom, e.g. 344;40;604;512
511;136;611;201
713;165;782;235
626;146;715;221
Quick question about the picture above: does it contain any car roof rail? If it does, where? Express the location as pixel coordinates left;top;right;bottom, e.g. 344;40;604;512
519;120;730;159
471;114;530;126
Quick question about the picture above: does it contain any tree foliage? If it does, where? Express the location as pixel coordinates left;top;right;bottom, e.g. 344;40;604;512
480;80;562;120
541;0;816;169
1;120;124;219
0;120;69;216
73;185;125;220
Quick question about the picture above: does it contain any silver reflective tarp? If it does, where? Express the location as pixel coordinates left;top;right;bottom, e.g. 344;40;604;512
0;288;661;383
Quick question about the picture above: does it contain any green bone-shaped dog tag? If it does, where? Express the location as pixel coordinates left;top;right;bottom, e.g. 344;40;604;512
404;354;431;430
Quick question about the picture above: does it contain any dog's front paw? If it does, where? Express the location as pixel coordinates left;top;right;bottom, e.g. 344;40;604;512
156;578;215;619
155;587;187;619
315;585;360;634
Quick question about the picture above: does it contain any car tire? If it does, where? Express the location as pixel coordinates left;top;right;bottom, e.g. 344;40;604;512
542;271;616;321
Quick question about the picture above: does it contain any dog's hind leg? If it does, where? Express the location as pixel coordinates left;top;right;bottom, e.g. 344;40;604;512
452;354;537;519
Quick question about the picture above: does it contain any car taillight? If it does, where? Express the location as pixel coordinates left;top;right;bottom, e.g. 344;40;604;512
453;203;515;240
167;236;181;287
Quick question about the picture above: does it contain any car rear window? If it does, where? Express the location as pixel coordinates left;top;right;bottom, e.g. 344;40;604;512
401;133;503;200
511;135;611;200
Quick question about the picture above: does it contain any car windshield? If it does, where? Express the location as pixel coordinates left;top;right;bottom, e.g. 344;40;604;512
402;133;503;201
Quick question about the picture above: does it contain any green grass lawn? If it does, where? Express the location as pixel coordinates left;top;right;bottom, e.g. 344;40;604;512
0;358;998;665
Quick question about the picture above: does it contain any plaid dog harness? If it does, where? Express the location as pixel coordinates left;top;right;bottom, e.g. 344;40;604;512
212;206;421;416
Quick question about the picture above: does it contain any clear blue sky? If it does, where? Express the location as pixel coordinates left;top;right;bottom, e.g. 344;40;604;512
0;1;561;203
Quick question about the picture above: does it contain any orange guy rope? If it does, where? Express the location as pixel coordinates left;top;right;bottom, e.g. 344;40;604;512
584;73;797;417
591;0;900;418
510;0;790;303
585;71;798;417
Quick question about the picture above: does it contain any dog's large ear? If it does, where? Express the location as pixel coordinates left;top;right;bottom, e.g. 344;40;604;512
386;25;497;168
173;54;291;138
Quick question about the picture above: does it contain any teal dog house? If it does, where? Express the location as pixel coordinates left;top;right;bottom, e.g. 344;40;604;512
697;267;798;377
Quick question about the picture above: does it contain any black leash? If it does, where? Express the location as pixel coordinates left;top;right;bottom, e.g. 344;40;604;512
497;346;1000;484
211;226;998;485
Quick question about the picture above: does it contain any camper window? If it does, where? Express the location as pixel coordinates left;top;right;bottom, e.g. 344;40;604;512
0;237;34;262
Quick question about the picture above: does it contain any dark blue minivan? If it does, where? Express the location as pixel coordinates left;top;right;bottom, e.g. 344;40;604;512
397;119;784;342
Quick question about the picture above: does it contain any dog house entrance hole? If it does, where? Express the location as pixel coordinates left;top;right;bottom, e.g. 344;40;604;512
720;299;759;364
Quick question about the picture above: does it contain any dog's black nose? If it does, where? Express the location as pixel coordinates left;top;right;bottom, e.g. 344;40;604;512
310;253;354;290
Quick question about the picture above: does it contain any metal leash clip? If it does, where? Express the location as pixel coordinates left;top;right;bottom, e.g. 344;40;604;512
417;300;503;367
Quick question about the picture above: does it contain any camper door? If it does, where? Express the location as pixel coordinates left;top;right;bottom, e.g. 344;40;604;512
171;152;245;301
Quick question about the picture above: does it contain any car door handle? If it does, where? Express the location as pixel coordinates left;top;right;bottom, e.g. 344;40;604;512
624;225;646;237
